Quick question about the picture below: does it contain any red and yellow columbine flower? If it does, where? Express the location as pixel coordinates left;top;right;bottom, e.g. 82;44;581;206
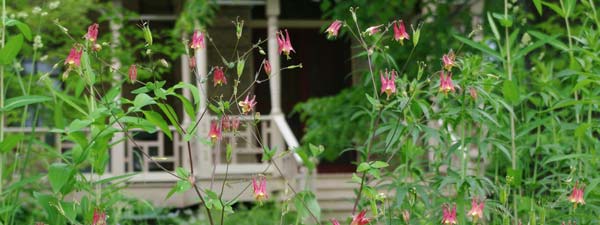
277;29;295;58
393;20;410;45
222;115;240;133
330;219;341;225
213;66;227;87
568;181;585;208
325;20;342;39
92;209;106;225
442;50;456;71
439;71;455;94
351;210;370;225
85;23;99;43
442;204;457;225
467;197;485;222
239;94;257;114
365;25;383;36
190;30;205;50
252;176;268;203
380;69;397;99
128;64;137;84
208;121;222;143
263;59;271;76
65;47;82;67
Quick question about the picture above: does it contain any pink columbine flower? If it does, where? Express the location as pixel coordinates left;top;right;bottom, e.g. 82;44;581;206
393;20;410;45
208;121;222;143
330;219;341;225
277;29;295;58
128;64;137;84
65;47;82;66
380;69;397;98
263;59;272;76
239;94;257;114
439;71;455;94
365;25;383;36
467;198;485;222
350;210;370;225
190;30;205;50
85;23;99;43
213;66;227;86
325;20;343;39
442;50;456;71
252;176;268;203
442;204;457;225
92;209;106;225
469;87;478;100
222;115;240;132
568;181;585;208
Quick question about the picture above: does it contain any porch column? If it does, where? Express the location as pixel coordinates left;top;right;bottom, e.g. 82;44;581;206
110;0;125;175
267;0;281;114
194;28;212;178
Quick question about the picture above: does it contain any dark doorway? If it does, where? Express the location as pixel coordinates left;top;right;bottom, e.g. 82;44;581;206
252;27;355;173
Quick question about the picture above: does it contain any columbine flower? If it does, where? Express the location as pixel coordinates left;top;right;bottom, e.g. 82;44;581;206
442;50;456;71
128;64;137;84
365;25;383;36
263;59;271;76
402;210;410;224
380;69;397;98
330;219;341;225
64;47;82;66
213;66;227;86
277;29;295;58
325;20;342;39
222;115;240;132
252;176;268;203
238;95;257;114
439;71;455;94
467;198;485;222
351;210;370;225
393;20;410;45
92;209;106;225
568;181;585;208
190;30;205;50
442;204;457;225
85;23;99;43
469;87;478;100
208;122;222;143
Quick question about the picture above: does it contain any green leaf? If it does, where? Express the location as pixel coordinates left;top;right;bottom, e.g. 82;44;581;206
226;144;233;162
487;13;500;41
502;80;519;105
533;0;543;15
48;163;71;193
143;110;172;139
544;154;591;165
166;180;192;199
81;51;96;84
7;19;32;41
133;93;155;110
308;144;324;156
237;58;245;78
0;34;24;64
175;167;190;178
528;30;569;51
357;162;370;172
0;95;51;112
0;134;25;153
453;35;501;60
371;161;389;169
294;191;321;221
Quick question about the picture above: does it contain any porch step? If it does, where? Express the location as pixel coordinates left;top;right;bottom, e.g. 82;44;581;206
315;173;358;221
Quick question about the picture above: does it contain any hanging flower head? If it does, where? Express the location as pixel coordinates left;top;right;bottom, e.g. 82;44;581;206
442;50;456;71
393;20;410;45
85;23;99;43
239;94;257;114
469;87;478;100
380;69;397;99
92;209;106;225
65;47;82;67
467;197;485;222
263;59;272;76
128;64;137;84
213;66;227;86
208;121;222;143
252;176;268;203
350;210;370;225
330;219;341;225
190;30;205;50
441;204;457;225
222;115;241;132
568;181;585;208
365;25;383;36
325;20;343;39
277;29;295;58
439;71;455;94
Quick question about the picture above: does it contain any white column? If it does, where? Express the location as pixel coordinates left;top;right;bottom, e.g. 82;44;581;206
267;0;281;115
195;32;212;178
110;0;125;175
181;34;192;124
